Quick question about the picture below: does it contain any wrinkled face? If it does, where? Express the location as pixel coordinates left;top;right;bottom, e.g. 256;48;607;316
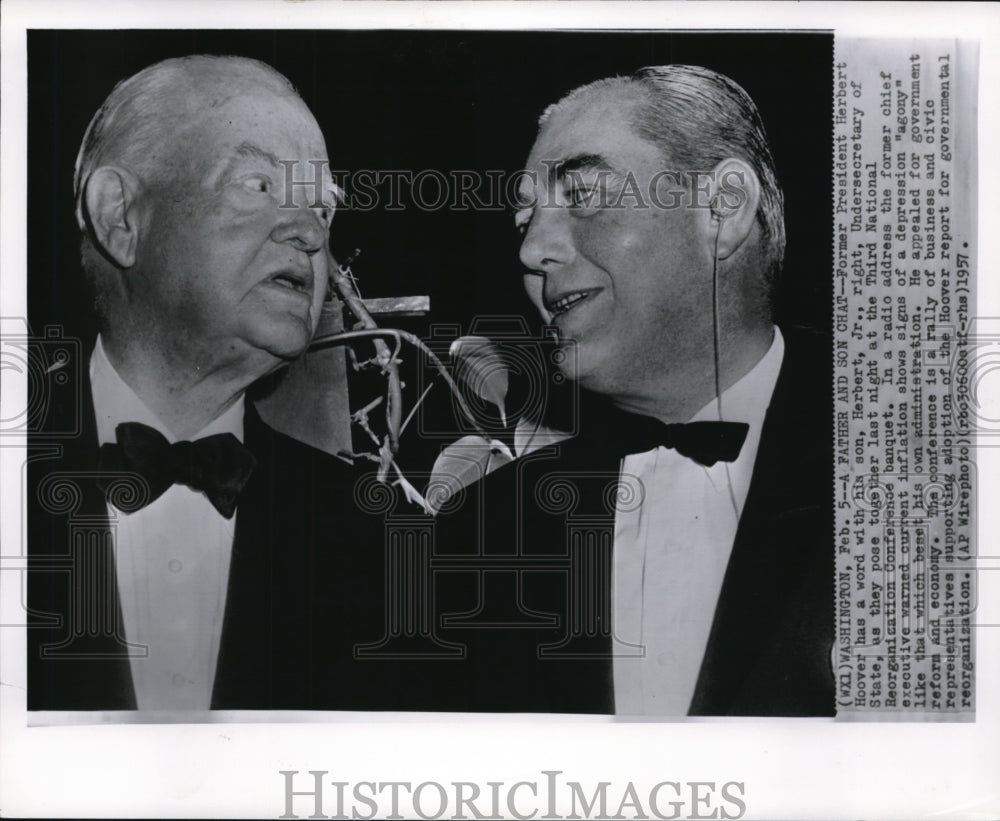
131;84;335;378
516;88;714;396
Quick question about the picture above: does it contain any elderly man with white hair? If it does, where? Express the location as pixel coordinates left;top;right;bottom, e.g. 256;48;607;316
28;55;391;712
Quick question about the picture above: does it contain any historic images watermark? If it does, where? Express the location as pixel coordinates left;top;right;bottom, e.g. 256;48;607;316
279;770;747;820
277;161;748;214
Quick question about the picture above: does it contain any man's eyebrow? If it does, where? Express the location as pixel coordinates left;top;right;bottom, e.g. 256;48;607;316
234;141;282;169
513;153;619;211
512;153;617;212
214;141;284;186
551;153;616;181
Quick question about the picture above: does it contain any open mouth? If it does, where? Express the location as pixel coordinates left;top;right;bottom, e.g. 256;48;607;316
268;270;312;294
546;289;599;319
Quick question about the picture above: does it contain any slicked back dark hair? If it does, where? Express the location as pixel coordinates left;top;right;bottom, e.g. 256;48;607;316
541;64;785;290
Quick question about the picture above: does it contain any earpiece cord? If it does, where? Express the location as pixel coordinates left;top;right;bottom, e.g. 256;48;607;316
712;220;741;521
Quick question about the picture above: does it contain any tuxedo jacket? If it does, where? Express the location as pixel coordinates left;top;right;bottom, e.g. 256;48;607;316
26;330;834;715
26;354;411;711
423;326;837;716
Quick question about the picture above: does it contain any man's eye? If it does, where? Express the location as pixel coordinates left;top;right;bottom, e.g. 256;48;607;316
240;175;271;194
565;184;597;209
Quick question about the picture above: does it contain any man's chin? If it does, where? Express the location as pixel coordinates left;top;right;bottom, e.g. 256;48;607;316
563;344;618;395
266;334;313;363
247;319;315;366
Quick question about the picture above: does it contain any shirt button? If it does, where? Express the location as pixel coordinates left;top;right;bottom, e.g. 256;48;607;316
172;673;186;687
168;559;183;573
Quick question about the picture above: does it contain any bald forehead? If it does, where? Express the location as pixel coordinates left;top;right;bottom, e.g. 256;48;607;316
79;56;308;172
532;84;649;153
153;61;300;127
538;79;653;144
74;55;321;226
528;84;656;167
541;78;639;123
515;81;683;217
184;56;294;92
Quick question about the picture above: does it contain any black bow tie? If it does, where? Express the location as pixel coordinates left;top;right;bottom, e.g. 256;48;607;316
97;422;256;518
583;402;749;466
630;419;749;465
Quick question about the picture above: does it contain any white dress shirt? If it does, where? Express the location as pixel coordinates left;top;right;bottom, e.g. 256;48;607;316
612;327;785;715
91;337;243;711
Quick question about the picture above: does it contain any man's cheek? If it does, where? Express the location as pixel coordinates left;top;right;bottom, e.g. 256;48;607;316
573;211;643;258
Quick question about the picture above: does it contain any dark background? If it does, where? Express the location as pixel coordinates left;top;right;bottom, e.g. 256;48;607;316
27;30;832;462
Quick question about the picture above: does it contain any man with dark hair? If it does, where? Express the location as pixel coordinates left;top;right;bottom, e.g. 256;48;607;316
27;55;389;712
434;65;834;716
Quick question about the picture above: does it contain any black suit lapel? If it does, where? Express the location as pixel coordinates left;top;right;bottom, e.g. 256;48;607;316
211;403;288;708
211;402;364;710
432;432;622;713
434;330;835;716
29;350;372;712
689;329;835;716
522;437;621;712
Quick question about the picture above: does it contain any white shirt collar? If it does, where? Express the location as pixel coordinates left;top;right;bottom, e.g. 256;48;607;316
90;335;244;446
689;325;785;427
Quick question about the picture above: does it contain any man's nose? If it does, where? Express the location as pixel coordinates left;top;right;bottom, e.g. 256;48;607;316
270;205;327;254
518;206;575;273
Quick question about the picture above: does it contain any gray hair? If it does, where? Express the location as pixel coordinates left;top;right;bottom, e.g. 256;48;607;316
541;64;786;289
73;55;300;325
74;54;297;229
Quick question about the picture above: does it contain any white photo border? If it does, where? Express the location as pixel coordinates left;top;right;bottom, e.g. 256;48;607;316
2;2;998;819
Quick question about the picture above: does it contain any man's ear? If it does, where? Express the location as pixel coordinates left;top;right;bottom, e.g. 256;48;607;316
82;166;145;269
706;158;761;261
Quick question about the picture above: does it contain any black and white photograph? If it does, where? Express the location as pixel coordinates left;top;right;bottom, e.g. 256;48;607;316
1;2;997;819
23;27;833;716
